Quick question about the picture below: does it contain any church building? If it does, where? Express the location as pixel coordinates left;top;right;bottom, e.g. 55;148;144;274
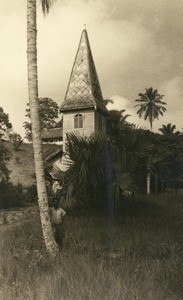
59;29;108;152
45;29;108;176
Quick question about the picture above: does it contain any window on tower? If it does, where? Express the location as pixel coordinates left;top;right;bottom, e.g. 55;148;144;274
74;113;83;128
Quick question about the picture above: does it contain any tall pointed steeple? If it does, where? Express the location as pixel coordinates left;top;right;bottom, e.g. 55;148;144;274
60;29;108;115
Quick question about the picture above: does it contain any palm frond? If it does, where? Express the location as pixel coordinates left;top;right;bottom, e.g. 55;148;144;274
41;0;55;14
115;173;136;192
134;87;167;130
135;141;154;158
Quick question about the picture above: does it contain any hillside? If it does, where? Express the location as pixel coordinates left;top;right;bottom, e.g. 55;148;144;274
4;142;61;187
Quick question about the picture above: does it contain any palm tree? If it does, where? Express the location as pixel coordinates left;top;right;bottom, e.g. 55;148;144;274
27;0;58;255
159;123;180;136
107;109;130;138
135;87;167;131
65;133;135;208
124;128;169;195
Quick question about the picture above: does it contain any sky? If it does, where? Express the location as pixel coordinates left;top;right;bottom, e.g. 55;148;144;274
0;0;183;137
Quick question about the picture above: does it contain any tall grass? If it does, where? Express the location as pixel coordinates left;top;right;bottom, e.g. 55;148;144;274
1;195;183;299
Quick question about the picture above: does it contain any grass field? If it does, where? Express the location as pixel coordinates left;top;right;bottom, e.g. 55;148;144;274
1;194;183;300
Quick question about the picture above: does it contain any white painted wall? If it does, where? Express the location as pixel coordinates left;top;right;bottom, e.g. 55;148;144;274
62;109;107;151
62;109;95;151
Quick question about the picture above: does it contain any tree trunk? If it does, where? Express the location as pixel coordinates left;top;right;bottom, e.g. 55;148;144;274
27;0;58;256
155;173;158;194
124;147;127;172
161;178;164;193
147;170;151;195
150;117;153;132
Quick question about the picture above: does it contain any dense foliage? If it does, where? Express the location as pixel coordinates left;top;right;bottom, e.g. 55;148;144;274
9;133;23;151
0;182;38;209
23;97;62;141
66;133;135;208
64;117;183;207
0;140;10;182
0;106;12;130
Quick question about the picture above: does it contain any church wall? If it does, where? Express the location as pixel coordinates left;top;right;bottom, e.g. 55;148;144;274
62;109;95;151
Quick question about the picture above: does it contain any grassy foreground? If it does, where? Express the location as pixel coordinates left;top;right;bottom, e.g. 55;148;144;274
1;195;183;300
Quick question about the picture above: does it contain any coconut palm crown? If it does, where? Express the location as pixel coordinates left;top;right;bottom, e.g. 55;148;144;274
159;123;180;136
135;87;167;131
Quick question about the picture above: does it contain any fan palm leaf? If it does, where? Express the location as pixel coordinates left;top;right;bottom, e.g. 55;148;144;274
112;173;136;207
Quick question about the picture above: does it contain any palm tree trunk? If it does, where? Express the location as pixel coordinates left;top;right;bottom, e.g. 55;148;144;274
147;169;151;195
124;147;127;172
27;0;58;256
150;120;153;132
155;173;158;194
161;177;164;193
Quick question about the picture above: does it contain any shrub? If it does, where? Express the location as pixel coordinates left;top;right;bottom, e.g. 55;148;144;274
66;133;135;209
9;133;23;151
0;181;54;209
24;185;38;205
0;182;25;209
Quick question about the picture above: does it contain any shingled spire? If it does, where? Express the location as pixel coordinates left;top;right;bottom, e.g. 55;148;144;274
60;29;108;115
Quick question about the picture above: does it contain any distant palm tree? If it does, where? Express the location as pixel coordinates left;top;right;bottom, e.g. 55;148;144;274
135;87;167;131
27;0;58;255
159;123;180;136
135;137;169;195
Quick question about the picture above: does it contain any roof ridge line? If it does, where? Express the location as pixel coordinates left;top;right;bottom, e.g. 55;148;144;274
63;29;86;103
84;29;97;110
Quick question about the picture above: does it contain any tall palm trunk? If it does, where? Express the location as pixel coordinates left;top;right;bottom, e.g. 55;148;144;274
147;169;151;195
161;178;164;193
27;0;58;256
155;173;158;194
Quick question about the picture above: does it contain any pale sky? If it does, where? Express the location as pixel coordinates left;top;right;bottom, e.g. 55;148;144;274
1;0;183;137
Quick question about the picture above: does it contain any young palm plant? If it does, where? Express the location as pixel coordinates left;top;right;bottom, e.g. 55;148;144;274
111;152;136;207
135;137;170;195
66;133;135;208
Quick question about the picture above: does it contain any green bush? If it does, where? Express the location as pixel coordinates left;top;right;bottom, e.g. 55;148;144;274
0;182;25;209
24;185;38;204
0;182;39;209
0;181;56;209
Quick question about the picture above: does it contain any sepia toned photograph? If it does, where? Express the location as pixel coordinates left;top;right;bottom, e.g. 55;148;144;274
0;0;183;299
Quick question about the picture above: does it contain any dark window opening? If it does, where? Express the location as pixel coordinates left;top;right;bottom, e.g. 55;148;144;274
74;114;83;128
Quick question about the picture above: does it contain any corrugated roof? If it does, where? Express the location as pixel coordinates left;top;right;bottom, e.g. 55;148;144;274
60;29;108;115
42;128;63;139
45;149;63;163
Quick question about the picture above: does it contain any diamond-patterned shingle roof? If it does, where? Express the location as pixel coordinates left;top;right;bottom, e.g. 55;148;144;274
60;29;108;115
